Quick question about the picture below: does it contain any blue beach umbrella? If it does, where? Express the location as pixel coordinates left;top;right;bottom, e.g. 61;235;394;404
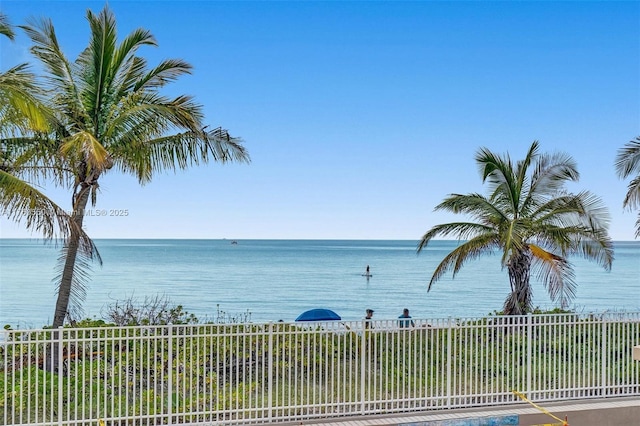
295;308;341;322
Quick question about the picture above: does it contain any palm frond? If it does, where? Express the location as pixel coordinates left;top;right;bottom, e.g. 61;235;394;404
134;58;193;90
111;128;248;183
0;169;100;260
576;236;614;270
529;244;576;309
20;17;88;133
81;5;133;133
112;27;156;75
21;18;75;88
417;221;495;253
533;191;610;230
426;235;499;290
475;145;519;210
510;141;540;213
0;64;50;133
0;13;15;40
106;92;204;138
529;190;613;270
622;175;640;210
515;141;539;186
615;136;640;179
615;137;640;237
0;169;64;239
60;131;112;176
476;146;513;184
2;135;72;187
205;126;250;163
528;150;579;199
434;193;506;224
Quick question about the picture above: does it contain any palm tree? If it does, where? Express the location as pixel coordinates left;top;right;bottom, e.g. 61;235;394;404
615;136;640;238
17;5;249;327
1;13;97;252
417;141;613;315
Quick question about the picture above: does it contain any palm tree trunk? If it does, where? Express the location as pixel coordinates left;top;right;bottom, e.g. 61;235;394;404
52;185;90;328
46;184;92;373
504;248;533;315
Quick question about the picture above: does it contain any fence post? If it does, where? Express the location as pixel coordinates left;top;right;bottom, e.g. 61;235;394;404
57;326;64;426
601;315;607;397
167;324;173;425
446;317;452;408
526;313;532;397
268;322;273;421
360;320;366;415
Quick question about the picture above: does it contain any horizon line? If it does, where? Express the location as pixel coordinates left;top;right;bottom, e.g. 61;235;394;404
1;237;638;243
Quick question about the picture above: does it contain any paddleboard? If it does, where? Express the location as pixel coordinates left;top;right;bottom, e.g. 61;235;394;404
362;274;373;277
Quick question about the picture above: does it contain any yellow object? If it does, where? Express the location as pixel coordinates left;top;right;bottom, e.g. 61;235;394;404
512;390;569;426
99;420;105;426
530;423;564;426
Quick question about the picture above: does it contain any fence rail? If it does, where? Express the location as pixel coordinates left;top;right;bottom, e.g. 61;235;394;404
2;312;639;425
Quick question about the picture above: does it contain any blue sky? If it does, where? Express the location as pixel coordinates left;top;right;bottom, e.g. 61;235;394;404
1;0;639;240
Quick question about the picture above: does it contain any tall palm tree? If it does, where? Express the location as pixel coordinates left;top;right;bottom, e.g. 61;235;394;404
417;141;613;315
615;136;640;238
17;5;249;327
1;13;97;252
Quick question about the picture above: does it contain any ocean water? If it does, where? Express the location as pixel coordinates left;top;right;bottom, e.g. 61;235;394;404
0;239;639;328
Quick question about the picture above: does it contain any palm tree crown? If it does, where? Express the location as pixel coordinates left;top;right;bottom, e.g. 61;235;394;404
418;141;613;315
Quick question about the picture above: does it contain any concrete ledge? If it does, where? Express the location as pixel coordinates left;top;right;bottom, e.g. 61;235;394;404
274;397;640;426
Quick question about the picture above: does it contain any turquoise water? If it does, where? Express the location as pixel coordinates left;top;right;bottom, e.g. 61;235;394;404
0;239;639;328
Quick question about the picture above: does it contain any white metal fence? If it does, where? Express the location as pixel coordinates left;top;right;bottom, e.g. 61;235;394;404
2;312;639;425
